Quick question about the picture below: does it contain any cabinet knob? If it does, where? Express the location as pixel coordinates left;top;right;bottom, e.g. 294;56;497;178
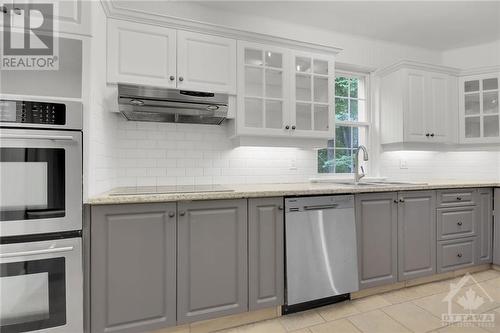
430;133;435;137
457;253;463;258
394;200;398;204
291;125;296;130
169;75;175;81
425;133;430;137
0;6;7;14
278;205;284;211
399;198;405;203
457;221;463;226
457;197;462;201
285;125;290;130
179;76;184;82
179;211;186;217
168;211;175;218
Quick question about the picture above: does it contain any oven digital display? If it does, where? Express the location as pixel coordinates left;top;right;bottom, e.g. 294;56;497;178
0;101;16;122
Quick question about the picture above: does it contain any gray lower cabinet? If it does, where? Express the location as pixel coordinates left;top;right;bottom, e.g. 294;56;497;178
90;203;177;333
177;199;248;324
494;188;500;265
477;188;493;264
355;192;398;289
398;191;437;281
248;197;284;310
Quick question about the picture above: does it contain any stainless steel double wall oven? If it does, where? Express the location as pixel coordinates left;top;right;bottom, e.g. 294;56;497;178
0;98;83;333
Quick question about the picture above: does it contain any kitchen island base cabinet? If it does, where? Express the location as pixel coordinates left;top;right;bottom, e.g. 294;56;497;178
90;203;177;333
248;198;284;310
355;193;398;289
398;191;437;281
177;199;248;324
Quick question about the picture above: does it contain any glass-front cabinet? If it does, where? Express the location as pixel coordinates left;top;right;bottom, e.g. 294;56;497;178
237;42;290;137
236;42;335;139
291;52;335;138
460;74;500;143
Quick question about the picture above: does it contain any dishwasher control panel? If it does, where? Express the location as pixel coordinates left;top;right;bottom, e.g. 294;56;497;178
285;195;354;212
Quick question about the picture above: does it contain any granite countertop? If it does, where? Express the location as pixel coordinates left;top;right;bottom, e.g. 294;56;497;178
86;180;500;205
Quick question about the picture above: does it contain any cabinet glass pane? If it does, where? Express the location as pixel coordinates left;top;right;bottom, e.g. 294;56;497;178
464;80;479;93
464;93;480;115
465;117;480;138
313;59;328;75
265;100;283;129
296;57;311;73
483;91;498;114
314;77;328;103
335;97;348;121
245;49;263;66
314;105;329;131
484;115;499;137
245;67;263;97
245;98;263;128
296;74;311;101
265;51;282;68
265;69;282;98
483;78;498;91
296;103;312;130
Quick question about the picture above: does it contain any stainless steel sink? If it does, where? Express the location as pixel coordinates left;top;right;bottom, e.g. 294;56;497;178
329;181;427;187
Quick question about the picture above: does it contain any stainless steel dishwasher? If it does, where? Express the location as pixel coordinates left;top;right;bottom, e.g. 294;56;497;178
284;195;359;313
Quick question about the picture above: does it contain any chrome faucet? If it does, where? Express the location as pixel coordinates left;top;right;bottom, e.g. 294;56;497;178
354;145;369;184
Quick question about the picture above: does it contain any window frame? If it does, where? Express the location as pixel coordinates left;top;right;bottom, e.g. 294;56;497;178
318;70;371;174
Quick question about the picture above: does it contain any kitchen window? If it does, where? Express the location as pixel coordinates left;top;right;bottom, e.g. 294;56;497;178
318;72;370;173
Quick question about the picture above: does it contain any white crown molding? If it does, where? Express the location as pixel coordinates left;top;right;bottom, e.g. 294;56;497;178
459;65;500;77
100;0;342;56
375;60;461;77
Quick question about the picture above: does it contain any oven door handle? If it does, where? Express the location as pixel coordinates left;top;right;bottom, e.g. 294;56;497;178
0;246;74;258
0;134;76;141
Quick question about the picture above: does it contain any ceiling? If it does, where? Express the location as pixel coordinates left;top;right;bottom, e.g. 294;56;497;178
193;1;500;51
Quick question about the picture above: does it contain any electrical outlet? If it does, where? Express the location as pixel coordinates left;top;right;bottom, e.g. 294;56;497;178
400;159;408;169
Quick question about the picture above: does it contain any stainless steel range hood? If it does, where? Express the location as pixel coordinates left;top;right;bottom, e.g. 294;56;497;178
117;84;229;125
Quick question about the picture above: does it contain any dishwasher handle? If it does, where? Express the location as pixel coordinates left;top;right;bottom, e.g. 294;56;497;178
303;204;339;211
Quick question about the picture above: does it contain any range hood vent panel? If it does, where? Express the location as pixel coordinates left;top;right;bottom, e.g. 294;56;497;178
117;84;229;125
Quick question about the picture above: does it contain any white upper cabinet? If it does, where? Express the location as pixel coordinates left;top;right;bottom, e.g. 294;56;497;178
107;19;177;88
459;73;500;143
177;31;236;94
379;62;457;144
107;19;237;93
236;42;335;140
237;42;290;136
290;52;335;139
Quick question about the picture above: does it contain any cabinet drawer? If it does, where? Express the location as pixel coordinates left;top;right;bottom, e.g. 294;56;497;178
437;207;477;240
437;190;476;207
437;238;476;272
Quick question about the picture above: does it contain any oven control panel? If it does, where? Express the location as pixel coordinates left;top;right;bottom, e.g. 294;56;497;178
0;100;66;125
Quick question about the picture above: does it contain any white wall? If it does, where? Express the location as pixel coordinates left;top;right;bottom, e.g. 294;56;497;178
442;40;500;69
86;2;500;196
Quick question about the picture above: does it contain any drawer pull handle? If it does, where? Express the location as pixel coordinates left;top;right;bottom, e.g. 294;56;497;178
457;253;463;258
456;197;462;201
457;221;463;226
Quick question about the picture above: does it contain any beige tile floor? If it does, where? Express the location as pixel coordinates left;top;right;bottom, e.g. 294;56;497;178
218;270;500;333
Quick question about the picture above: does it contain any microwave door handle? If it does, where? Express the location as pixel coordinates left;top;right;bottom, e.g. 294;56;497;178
0;246;74;258
0;134;76;141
